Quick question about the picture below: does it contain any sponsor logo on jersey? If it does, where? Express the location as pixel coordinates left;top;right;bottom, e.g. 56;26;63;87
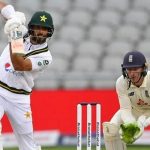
128;92;134;96
5;63;23;76
5;63;11;71
137;99;148;106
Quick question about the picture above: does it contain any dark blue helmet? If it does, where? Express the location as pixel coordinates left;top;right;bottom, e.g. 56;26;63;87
122;50;146;69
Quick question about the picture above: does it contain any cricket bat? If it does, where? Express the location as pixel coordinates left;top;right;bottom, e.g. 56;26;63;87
10;29;25;54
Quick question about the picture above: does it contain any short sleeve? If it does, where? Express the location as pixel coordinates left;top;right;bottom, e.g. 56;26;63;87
29;53;52;71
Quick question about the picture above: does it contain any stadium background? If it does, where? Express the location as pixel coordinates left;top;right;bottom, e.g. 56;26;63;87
0;0;150;149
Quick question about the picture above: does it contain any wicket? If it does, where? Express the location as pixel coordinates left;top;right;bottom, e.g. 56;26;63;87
77;102;101;150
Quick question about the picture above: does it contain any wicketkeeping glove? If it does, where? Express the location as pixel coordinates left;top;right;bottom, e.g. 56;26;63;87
119;122;144;144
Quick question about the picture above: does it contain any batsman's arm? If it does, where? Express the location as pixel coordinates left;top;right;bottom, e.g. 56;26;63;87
0;0;7;9
9;43;32;71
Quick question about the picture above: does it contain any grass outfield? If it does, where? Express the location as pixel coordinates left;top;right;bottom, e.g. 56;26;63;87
4;145;150;150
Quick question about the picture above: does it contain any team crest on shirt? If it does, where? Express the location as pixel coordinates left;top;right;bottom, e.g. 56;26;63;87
128;92;134;96
5;63;23;76
137;99;148;106
37;60;49;66
38;62;42;66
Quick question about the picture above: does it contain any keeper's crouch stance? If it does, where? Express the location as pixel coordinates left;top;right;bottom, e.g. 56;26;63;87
103;50;150;150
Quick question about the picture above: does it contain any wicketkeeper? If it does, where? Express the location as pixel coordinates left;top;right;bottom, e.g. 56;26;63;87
0;3;54;150
103;50;150;150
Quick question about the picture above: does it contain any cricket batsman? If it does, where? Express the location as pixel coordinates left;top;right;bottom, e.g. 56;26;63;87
103;50;150;150
0;3;54;150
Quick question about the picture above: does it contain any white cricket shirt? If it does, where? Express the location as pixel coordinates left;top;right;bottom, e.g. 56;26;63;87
116;71;150;122
0;37;52;103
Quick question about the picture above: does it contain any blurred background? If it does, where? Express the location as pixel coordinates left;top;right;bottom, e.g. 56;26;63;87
1;0;150;149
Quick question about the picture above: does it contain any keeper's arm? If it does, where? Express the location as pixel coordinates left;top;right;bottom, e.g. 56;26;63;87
9;43;32;71
116;78;136;123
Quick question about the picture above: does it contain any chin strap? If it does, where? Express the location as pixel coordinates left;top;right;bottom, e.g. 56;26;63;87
127;71;144;89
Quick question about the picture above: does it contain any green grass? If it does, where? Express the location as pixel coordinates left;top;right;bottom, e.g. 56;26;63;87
4;145;150;150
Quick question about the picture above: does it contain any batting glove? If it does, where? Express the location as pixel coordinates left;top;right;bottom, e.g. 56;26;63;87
1;5;15;19
15;11;26;25
4;17;22;35
17;25;28;36
1;5;26;24
1;4;26;35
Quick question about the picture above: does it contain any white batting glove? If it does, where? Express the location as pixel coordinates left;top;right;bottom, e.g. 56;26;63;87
15;11;26;25
7;25;27;42
18;25;28;36
4;10;26;34
1;5;26;24
4;11;26;35
4;17;22;35
1;5;15;19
